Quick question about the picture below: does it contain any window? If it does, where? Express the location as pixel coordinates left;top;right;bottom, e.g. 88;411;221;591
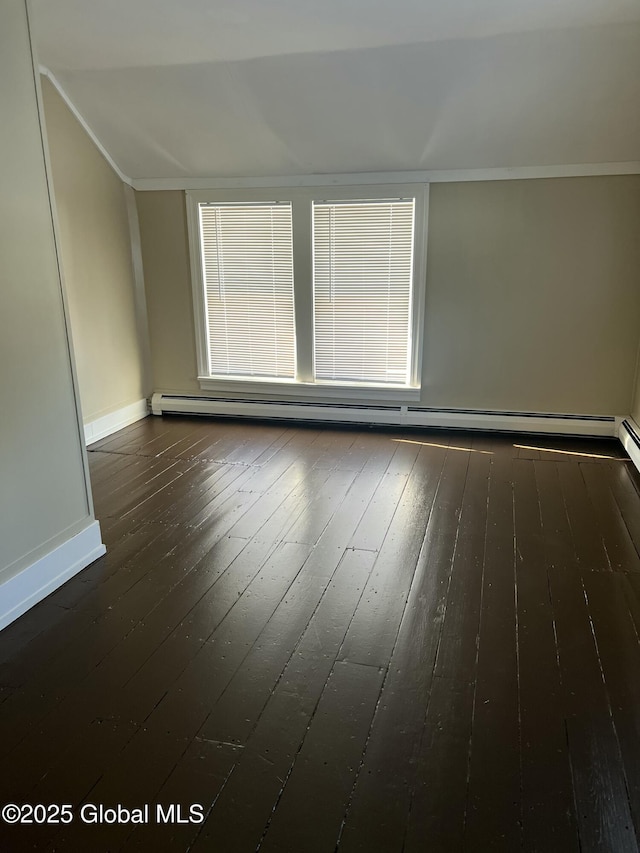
198;202;295;378
313;199;415;385
187;182;428;401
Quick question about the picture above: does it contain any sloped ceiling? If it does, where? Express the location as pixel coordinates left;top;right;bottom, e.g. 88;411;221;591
32;0;640;180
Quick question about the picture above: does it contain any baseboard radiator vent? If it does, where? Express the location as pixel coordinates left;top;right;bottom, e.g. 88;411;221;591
151;393;619;438
619;419;640;474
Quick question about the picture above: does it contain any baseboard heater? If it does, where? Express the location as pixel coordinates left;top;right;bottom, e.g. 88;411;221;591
151;393;619;438
619;418;640;474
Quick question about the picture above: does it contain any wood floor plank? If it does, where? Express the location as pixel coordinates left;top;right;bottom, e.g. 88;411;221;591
624;573;640;640
189;548;375;851
195;567;330;740
0;532;249;765
0;718;139;852
259;660;385;853
0;604;95;689
514;458;578;851
89;453;164;502
199;548;375;748
122;460;227;525
86;447;139;482
189;688;318;852
101;461;197;521
464;448;521;850
53;728;195;851
186;481;261;533
339;533;459;852
126;737;241;851
196;467;389;751
236;429;323;493
105;416;206;457
158;419;232;460
607;463;640;559
282;468;357;545
171;429;231;461
338;449;471;852
155;463;257;527
0;523;189;752
186;425;273;465
396;452;491;853
403;676;475;853
220;426;290;467
581;462;640;572
337;429;397;472
130;421;215;459
22;719;139;850
433;450;491;682
338;444;448;668
248;466;334;545
139;542;313;739
348;470;410;552
0;600;88;669
246;423;301;465
558;460;611;571
583;572;640;834
535;460;577;571
94;456;191;519
307;427;358;470
534;456;636;850
383;435;422;475
86;536;278;725
550;565;638;852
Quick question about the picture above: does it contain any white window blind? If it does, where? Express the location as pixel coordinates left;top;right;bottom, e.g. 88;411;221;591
312;199;415;385
198;202;296;378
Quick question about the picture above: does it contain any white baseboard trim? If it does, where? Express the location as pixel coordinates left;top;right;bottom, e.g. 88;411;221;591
0;520;106;632
84;398;148;445
619;418;640;475
151;393;620;438
405;409;620;437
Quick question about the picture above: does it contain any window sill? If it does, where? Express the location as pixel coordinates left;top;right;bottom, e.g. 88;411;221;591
197;376;421;403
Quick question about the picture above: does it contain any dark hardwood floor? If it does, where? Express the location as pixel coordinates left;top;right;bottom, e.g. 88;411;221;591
2;415;640;851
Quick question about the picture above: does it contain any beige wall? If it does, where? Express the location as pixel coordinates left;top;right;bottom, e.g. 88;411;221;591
137;176;640;415
0;0;93;579
424;177;640;414
136;191;200;393
42;77;149;423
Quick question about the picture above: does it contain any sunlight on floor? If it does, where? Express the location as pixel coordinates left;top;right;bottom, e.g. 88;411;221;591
392;438;493;455
513;444;627;461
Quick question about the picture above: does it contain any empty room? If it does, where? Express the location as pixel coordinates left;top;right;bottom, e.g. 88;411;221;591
2;0;640;850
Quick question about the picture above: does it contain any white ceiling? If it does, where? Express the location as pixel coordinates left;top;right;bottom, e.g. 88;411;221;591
32;0;640;180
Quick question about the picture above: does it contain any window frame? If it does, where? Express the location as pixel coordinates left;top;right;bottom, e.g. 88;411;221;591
186;182;429;402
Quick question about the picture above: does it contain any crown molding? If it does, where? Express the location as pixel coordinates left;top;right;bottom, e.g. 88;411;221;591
132;162;640;191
